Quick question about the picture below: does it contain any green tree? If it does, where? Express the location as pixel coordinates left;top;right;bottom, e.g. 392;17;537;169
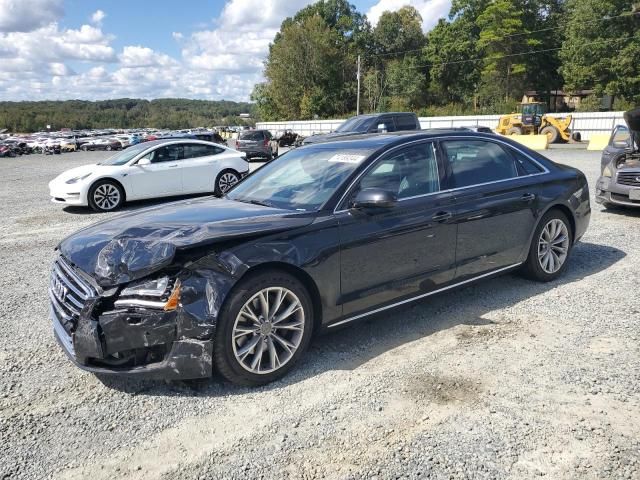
560;0;640;105
476;0;538;103
264;14;341;119
424;16;480;104
373;6;425;57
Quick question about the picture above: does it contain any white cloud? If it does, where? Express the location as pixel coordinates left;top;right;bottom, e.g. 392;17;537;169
0;0;63;33
367;0;452;32
91;9;106;26
0;0;322;101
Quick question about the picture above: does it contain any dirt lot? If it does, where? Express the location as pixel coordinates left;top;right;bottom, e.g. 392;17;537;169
1;147;639;479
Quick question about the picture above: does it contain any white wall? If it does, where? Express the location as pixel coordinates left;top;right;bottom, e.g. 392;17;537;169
256;111;625;141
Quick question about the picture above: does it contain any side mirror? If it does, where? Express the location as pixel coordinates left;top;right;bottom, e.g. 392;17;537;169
351;188;397;210
137;157;151;166
377;124;387;133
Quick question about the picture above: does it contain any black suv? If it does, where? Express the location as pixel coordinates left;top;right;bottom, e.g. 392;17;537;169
302;112;420;145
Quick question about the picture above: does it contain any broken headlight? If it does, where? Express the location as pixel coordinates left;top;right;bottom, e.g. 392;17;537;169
114;276;181;311
603;166;613;178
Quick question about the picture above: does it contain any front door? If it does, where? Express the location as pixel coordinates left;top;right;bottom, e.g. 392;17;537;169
440;139;541;280
129;144;184;198
337;142;457;317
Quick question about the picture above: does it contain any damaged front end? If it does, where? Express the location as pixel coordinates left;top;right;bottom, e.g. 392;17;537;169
49;252;225;380
596;107;640;207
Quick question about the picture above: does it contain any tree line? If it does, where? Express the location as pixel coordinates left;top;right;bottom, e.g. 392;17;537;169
252;0;640;121
0;98;255;133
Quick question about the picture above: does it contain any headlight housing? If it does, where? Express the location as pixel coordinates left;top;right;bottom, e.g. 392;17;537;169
114;276;181;310
65;173;92;184
603;166;613;178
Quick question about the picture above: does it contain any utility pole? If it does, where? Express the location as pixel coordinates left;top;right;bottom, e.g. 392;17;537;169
356;55;361;115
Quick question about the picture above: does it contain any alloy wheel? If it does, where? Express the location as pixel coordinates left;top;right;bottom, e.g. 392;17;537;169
219;172;239;193
537;218;569;274
93;184;121;211
232;287;305;374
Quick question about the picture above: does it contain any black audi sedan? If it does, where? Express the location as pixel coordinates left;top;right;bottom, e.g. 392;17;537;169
49;131;590;386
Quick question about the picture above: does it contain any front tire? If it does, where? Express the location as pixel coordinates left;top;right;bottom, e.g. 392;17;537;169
214;169;241;196
507;126;523;135
214;270;314;386
88;180;124;212
521;210;572;282
540;126;559;144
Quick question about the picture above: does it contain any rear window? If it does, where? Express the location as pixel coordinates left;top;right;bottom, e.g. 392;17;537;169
394;115;418;130
239;131;265;141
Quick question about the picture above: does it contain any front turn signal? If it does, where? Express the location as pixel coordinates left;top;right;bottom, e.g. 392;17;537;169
164;280;181;311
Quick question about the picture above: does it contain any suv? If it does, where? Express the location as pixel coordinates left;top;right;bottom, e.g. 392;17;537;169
302;112;420;145
235;130;278;160
596;120;640;208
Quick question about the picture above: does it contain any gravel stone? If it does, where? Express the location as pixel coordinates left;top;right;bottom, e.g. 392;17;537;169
1;146;639;479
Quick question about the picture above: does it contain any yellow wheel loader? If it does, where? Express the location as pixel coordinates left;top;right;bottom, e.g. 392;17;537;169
496;102;580;143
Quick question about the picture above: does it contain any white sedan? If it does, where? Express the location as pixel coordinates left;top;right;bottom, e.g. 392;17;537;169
49;139;249;211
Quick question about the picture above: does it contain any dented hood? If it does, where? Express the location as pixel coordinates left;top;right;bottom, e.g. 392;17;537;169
58;196;314;287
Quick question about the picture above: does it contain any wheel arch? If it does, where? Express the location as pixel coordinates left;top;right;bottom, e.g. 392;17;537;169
88;177;127;202
540;203;576;241
236;262;323;334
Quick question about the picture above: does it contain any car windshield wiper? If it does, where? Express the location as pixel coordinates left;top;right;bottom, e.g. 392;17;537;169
232;197;276;208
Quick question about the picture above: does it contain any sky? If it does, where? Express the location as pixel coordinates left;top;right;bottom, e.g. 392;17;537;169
0;0;452;102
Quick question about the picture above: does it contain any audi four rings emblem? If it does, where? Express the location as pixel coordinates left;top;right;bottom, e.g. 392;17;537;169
52;277;68;302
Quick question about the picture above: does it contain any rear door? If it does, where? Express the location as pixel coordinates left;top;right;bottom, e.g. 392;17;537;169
440;138;545;280
129;144;184;198
181;143;227;193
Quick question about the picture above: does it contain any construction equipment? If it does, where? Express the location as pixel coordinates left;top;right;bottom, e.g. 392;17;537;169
496;102;580;143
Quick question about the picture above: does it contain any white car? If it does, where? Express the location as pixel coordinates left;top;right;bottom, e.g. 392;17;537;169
49;139;250;212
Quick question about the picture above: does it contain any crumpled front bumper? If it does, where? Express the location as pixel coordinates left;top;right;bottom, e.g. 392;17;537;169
51;303;213;381
595;176;640;208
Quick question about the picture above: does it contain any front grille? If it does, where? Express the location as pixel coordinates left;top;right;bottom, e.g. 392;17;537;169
616;171;640;187
49;256;95;336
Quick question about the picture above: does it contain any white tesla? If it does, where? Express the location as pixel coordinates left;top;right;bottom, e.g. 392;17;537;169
49;139;250;211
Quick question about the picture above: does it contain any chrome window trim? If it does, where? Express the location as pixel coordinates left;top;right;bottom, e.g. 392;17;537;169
329;262;522;328
333;135;550;214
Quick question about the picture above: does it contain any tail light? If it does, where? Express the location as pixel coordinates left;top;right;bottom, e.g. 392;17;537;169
264;139;269;147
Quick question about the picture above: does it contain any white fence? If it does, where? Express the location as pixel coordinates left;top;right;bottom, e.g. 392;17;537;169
257;111;625;141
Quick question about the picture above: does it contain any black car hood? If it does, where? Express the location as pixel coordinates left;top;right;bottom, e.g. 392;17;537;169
58;197;314;287
303;131;362;144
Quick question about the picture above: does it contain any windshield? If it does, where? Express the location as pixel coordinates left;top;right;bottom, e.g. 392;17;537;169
98;142;150;166
226;146;373;211
335;116;374;133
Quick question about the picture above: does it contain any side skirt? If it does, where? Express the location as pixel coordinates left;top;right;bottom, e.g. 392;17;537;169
328;263;522;329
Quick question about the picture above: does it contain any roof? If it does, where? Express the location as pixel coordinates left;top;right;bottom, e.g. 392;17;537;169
299;129;492;151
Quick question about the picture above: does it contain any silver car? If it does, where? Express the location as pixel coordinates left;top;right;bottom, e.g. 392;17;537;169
595;123;640;208
235;129;279;161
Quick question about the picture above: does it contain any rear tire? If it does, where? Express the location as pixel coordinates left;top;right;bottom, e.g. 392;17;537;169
214;270;313;386
521;209;572;282
214;169;240;196
540;126;559;144
507;127;523;135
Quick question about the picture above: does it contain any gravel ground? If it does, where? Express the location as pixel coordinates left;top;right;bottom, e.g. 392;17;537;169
1;146;639;480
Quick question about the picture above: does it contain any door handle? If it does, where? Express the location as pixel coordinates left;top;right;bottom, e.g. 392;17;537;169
431;211;453;222
521;193;536;202
168;164;179;168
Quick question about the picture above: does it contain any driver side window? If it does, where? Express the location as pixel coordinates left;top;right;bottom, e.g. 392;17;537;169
351;143;439;202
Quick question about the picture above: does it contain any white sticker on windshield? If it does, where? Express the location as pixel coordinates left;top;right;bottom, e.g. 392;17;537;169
328;153;366;164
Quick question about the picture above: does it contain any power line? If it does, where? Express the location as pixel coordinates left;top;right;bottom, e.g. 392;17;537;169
367;11;636;59
387;37;627;71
